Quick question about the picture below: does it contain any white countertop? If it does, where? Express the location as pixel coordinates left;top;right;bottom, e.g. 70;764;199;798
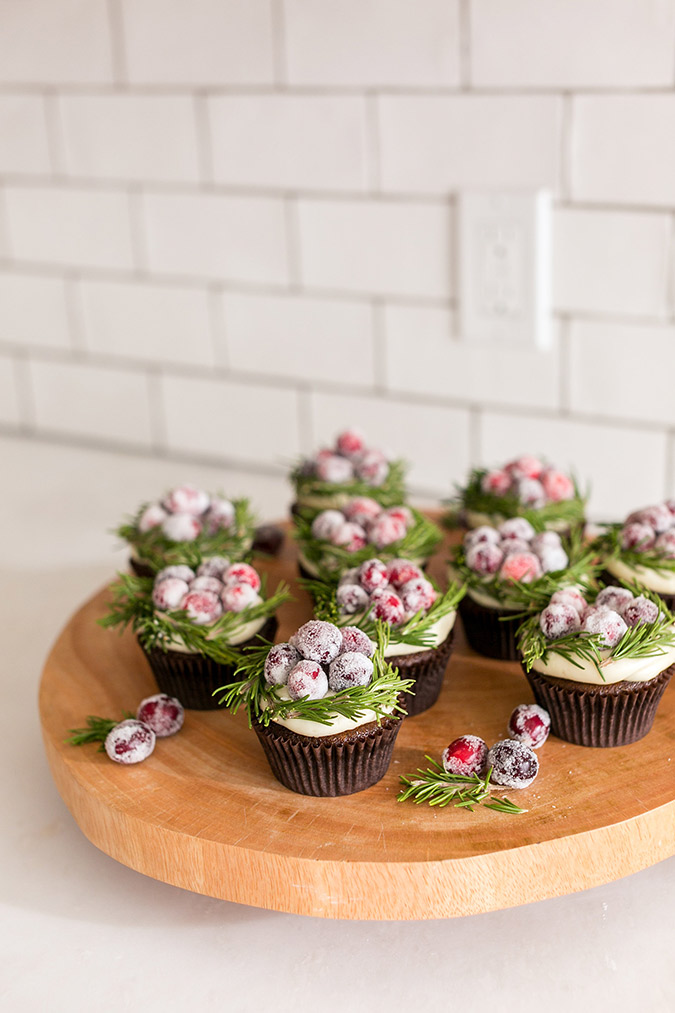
2;434;674;1012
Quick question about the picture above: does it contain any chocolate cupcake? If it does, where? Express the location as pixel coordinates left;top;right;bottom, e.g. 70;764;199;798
517;584;675;746
221;620;413;796
595;500;675;609
450;518;595;661
449;455;586;533
117;483;257;576
307;558;465;716
290;429;407;519
100;558;290;710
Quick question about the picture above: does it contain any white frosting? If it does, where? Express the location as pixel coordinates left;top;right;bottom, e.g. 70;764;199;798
267;686;393;738
465;585;521;611
606;557;675;594
465;509;569;533
386;609;456;657
532;638;675;686
296;491;352;510
166;615;267;654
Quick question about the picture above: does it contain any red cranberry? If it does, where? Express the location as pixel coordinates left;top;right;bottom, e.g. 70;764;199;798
368;514;407;549
163;485;210;516
220;583;261;613
399;577;436;615
635;504;672;534
622;595;660;627
136;694;184;737
384;505;413;527
498;517;536;542
328;651;374;691
621;522;656;551
105;720;155;764
387;559;424;588
343;497;382;526
582;606;627;648
222;562;261;592
138;503;168;532
537;545;569;574
340;626;374;656
189;575;223;595
499;552;542;583
466;542;504;576
161;513;202;542
287;660;328;701
595;586;634;613
655;531;675;558
369;587;406;625
506;455;543;480
550;587;587;617
196;556;230;579
204;498;235;533
540;468;574;502
182;590;223;625
357;558;389;592
515;477;545;508
480;469;512;496
336;583;370;614
539;602;581;639
316;453;354;484
264;643;301;686
531;531;563;553
465;525;501;549
156;564;194;583
152;577;189;611
356;449;389;486
330;521;368;552
487;739;539;788
500;538;532;557
338;567;359;586
311;509;345;541
336;429;365;459
508;704;550;749
294;620;343;663
442;735;488;777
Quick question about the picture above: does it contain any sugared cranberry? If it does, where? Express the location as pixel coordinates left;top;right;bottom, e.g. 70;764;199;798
316;453;354;484
622;595;660;627
498;517;536;542
368;514;407;549
336;429;365;459
294;620;343;664
264;643;301;686
506;455;543;480
384;505;413;527
550;587;587;617
480;469;512;496
311;509;345;541
287;660;328;701
182;590;222;625
516;477;545;508
539;602;581;640
621;522;656;551
138;503;168;532
500;538;532;557
328;652;374;691
222;562;261;592
655;531;675;558
465;525;501;548
508;704;550;749
189;575;223;595
636;504;673;534
220;583;261;613
156;564;195;584
340;626;374;656
161;513;202;542
330;521;368;552
336;583;370;614
582;606;627;648
136;694;184;737
338;567;359;586
442;735;488;777
537;546;569;574
595;586;634;613
105;720;155;765
399;577;436;615
163;485;210;516
357;559;389;593
531;531;562;553
203;497;235;533
369;588;406;625
196;556;230;579
356;450;389;486
387;559;424;588
343;497;382;526
499;552;542;583
466;542;504;576
541;469;574;502
152;577;189;611
487;739;539;788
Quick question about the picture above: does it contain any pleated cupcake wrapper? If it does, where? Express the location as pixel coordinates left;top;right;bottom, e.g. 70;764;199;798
139;615;278;711
458;594;522;661
129;556;154;579
390;627;456;717
521;661;674;748
254;716;401;797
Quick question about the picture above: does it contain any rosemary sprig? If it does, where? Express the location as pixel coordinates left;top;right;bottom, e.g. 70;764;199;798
398;757;527;814
66;712;134;750
449;467;587;532
116;496;257;574
290;458;407;513
594;524;675;576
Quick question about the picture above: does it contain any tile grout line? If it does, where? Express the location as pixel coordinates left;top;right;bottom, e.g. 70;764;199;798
107;0;128;86
459;0;471;90
271;0;288;88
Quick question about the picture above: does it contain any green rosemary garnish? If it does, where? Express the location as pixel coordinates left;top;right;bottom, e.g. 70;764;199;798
398;757;526;814
594;524;675;577
290;458;407;514
99;571;291;667
218;622;414;728
448;467;586;532
66;712;134;750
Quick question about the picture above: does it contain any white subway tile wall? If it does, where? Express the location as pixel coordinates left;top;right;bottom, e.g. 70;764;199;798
2;0;675;519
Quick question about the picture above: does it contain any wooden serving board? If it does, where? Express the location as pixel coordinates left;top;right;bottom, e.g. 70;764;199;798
39;521;675;920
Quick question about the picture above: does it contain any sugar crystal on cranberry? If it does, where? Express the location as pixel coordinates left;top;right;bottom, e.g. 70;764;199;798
500;538;532;557
264;643;301;686
340;626;374;656
328;652;374;691
357;558;389;593
369;587;406;625
636;504;672;534
138;503;168;533
621;522;656;551
204;498;235;534
506;455;543;480
540;469;574;502
161;512;202;542
316;453;354;484
399;577;436;615
156;564;195;583
197;556;230;579
330;521;368;552
655;531;675;558
294;620;343;663
595;586;634;613
287;660;329;701
387;558;425;588
466;542;504;576
189;575;223;595
487;739;539;788
622;595;660;627
498;517;536;542
336;429;365;459
516;477;546;508
182;590;223;625
152;577;189;612
136;694;184;737
508;704;550;749
499;552;542;583
465;525;501;548
163;485;210;516
531;531;563;553
582;606;627;648
343;497;382;526
442;735;488;777
550;587;587;617
480;469;512;496
336;583;370;614
356;449;389;486
368;513;407;549
539;602;581;639
537;546;569;574
384;505;413;527
105;719;155;765
221;583;261;613
222;562;261;592
311;509;345;541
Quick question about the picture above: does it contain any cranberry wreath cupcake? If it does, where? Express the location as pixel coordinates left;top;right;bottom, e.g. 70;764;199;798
450;455;585;533
306;560;465;716
100;558;290;710
595;501;675;609
117;484;257;577
221;620;413;796
450;518;596;660
518;584;675;747
295;499;442;582
290;429;406;517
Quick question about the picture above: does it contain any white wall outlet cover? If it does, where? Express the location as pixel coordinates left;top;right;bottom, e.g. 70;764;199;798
458;189;552;350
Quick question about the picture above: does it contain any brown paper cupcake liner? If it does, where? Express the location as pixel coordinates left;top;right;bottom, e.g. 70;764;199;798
521;661;674;747
129;556;154;579
140;615;278;711
390;626;455;716
459;593;522;661
253;714;401;796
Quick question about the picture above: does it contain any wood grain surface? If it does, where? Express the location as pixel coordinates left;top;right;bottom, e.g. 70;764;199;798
39;520;675;920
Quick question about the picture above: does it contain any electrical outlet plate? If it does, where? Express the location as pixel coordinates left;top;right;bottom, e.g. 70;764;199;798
458;189;551;350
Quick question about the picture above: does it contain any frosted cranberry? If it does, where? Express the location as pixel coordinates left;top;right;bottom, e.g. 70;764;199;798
136;694;184;738
531;531;562;554
264;643;300;686
311;509;345;541
498;517;536;542
328;652;374;691
516;477;546;508
466;542;504;576
357;558;389;593
636;504;672;534
384;505;413;527
442;735;488;777
220;583;261;613
338;567;359;586
222;562;261;592
506;455;543;480
152;577;189;612
480;469;512;496
156;564;195;584
330;521;368;552
368;514;407;549
623;595;660;627
539;602;581;640
500;538;532;557
316;453;354;484
488;739;539;789
356;450;389;486
189;575;223;595
196;556;230;579
340;626;374;657
541;469;575;503
287;660;328;701
161;513;202;542
537;546;569;574
138;503;168;533
163;485;210;516
294;620;342;663
400;577;437;615
583;606;627;648
508;704;550;749
105;720;155;765
315;448;334;466
550;587;587;617
465;525;501;548
204;498;235;534
666;499;675;518
336;583;370;614
621;522;656;551
182;590;222;625
343;497;382;526
499;552;542;583
369;588;406;625
595;586;634;613
655;531;675;558
387;559;425;588
336;429;365;459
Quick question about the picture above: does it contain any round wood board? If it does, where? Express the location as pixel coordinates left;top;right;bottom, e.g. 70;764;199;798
39;520;675;920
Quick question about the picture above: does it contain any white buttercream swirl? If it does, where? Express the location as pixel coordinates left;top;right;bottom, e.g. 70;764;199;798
532;638;675;686
605;557;675;594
